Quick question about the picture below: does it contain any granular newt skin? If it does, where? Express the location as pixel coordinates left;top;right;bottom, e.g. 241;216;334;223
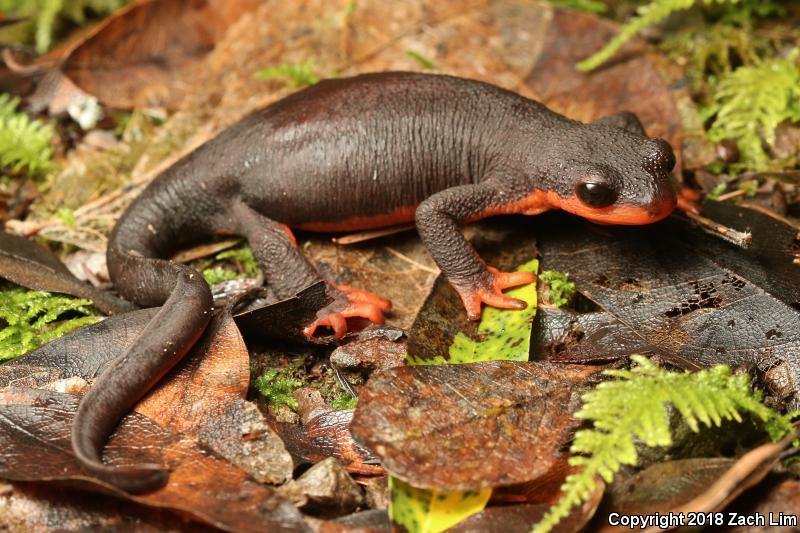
74;72;677;493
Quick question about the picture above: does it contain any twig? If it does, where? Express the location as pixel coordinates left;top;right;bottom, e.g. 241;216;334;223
332;224;415;245
739;201;800;231
715;189;747;202
384;247;439;275
737;170;800;185
685;211;752;249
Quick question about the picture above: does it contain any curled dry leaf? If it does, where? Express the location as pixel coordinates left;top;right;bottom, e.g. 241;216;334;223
351;361;600;491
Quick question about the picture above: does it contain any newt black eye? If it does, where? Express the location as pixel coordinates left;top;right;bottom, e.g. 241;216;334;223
576;181;617;208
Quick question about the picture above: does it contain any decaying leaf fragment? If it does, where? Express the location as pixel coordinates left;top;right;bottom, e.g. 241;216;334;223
352;361;599;491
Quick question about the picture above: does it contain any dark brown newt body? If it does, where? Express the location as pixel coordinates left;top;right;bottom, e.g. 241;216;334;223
76;72;677;493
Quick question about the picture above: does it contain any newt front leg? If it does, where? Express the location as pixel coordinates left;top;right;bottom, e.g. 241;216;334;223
415;181;537;320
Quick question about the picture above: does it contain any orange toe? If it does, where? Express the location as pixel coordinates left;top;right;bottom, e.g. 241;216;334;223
340;302;386;324
304;311;348;339
477;289;527;310
336;284;393;311
454;266;536;320
487;268;537;291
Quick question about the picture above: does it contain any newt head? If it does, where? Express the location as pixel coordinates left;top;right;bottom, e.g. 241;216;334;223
536;120;678;225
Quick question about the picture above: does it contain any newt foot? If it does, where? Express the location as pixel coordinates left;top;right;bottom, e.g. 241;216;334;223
677;186;702;215
452;266;537;321
304;283;392;339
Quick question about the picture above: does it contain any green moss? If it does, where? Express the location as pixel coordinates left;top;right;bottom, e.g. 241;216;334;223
253;367;304;411
540;270;576;308
330;392;358;410
201;245;258;285
707;182;728;200
0;284;99;360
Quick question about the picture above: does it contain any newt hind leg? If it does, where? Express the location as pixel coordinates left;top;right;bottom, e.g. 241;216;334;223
231;201;391;339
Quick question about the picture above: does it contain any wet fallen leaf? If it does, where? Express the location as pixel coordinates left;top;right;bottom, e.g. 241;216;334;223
725;475;800;533
0;232;132;315
638;432;798;533
351;361;599;491
0;481;215;532
532;308;653;363
234;281;335;345
409;259;539;366
408;219;539;362
598;457;735;525
534;206;800;407
448;483;603;533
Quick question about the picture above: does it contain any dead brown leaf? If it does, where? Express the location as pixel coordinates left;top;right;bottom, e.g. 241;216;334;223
9;0;262;111
0;313;298;529
0;387;307;531
351;361;600;490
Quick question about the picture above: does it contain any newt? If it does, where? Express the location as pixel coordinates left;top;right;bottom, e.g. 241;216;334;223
74;72;677;493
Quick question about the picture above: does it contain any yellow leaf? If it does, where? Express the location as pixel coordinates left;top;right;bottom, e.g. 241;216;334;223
389;477;492;533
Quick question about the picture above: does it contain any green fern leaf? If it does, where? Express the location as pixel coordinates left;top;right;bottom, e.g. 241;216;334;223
576;0;776;72
0;0;125;53
704;51;800;171
255;61;320;88
0;94;55;176
532;355;794;533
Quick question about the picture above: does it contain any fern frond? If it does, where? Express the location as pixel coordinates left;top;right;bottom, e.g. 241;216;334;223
532;355;793;533
0;94;55;176
704;51;800;171
0;284;99;360
577;0;697;71
0;0;126;52
255;62;320;88
576;0;780;72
